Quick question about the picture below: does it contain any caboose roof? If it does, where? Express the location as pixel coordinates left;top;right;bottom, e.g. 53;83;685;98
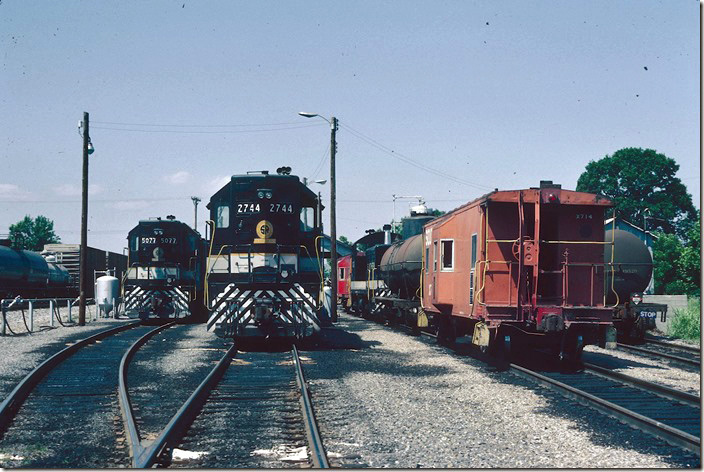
429;187;612;227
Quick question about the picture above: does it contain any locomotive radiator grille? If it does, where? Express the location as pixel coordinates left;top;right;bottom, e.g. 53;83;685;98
207;283;320;338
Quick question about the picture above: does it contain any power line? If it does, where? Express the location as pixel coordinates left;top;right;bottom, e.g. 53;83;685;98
0;196;192;204
91;120;307;128
91;123;325;134
309;143;330;180
340;123;491;191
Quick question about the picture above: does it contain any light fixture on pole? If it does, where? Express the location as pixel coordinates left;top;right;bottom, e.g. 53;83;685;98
191;196;201;231
298;111;339;322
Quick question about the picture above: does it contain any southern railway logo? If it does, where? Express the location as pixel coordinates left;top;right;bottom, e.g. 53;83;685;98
254;220;275;243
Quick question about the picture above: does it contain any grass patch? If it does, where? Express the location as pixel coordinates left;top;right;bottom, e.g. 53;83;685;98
668;298;701;342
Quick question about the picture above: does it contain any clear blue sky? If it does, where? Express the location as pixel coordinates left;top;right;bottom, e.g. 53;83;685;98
1;0;699;253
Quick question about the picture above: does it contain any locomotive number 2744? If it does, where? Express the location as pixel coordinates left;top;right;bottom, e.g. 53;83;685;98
236;203;293;214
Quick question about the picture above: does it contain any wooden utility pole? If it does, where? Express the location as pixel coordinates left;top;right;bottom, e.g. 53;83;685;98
78;112;90;326
329;117;338;322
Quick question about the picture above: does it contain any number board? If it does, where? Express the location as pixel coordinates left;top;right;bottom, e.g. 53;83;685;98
236;202;294;214
140;237;178;245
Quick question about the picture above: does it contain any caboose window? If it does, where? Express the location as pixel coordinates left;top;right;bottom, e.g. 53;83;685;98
216;205;230;228
433;241;438;272
441;239;454;271
470;233;477;268
339;268;345;279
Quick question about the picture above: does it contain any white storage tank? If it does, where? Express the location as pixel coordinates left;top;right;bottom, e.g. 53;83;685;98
96;275;120;316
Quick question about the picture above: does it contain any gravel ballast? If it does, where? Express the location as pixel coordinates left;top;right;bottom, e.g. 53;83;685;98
0;307;131;401
306;313;700;468
583;345;700;396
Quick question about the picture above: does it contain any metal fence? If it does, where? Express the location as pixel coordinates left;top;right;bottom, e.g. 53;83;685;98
0;297;120;336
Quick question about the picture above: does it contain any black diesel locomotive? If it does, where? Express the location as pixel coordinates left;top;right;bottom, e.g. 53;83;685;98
205;168;326;338
123;216;207;320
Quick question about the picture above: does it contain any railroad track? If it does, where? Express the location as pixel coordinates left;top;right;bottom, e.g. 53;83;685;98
0;321;145;467
119;339;329;468
644;338;701;355
406;324;701;456
618;342;701;368
508;361;700;455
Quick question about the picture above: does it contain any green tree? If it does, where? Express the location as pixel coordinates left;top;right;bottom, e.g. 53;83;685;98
652;233;683;294
674;213;701;297
9;215;60;251
338;235;351;246
576;148;696;237
652;211;700;297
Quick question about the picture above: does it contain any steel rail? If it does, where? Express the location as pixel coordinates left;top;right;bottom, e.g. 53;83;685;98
117;322;177;468
583;362;700;407
133;342;237;468
618;343;700;367
293;345;330;468
0;321;140;437
509;362;701;456
644;338;701;355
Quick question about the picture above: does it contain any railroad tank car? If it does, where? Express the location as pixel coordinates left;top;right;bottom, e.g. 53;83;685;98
605;228;667;340
420;182;617;360
0;244;71;298
123;216;207;321
204;168;326;339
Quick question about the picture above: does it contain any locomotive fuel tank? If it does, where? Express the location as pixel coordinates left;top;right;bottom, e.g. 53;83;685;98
604;228;653;305
379;234;423;299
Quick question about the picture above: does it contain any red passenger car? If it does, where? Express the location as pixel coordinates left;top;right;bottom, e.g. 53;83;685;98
421;182;617;360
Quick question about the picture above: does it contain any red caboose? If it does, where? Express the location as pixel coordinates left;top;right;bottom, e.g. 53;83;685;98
421;182;617;360
337;254;352;307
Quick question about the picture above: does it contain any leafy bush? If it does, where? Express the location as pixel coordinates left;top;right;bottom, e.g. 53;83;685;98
668;298;701;341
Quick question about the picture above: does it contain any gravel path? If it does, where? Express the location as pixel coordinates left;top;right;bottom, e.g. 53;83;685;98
305;313;700;468
583;345;701;396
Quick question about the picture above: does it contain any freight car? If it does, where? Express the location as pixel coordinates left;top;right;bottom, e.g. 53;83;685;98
420;182;618;361
204;168;327;339
344;182;619;361
0;242;70;299
42;243;127;298
123;216;207;321
605;228;667;341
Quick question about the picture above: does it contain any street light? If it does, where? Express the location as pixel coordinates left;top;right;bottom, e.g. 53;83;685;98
299;111;339;322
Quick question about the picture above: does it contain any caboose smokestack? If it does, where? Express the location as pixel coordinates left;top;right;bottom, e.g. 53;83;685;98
383;224;392;245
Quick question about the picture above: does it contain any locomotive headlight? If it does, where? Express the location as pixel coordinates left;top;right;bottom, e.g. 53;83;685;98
257;191;264;199
281;270;289;279
265;191;272;199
